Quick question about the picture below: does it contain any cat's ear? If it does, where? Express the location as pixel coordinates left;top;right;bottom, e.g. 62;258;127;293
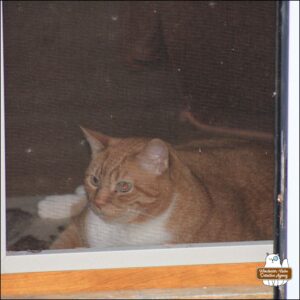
80;127;110;157
137;139;169;175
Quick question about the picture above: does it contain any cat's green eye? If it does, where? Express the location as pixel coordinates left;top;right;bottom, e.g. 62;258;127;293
90;175;100;187
116;181;133;193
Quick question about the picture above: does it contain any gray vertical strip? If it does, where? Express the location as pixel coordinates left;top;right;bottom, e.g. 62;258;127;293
275;1;289;299
1;0;8;259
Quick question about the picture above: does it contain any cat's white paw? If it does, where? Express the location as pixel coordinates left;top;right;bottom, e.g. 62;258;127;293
38;194;84;219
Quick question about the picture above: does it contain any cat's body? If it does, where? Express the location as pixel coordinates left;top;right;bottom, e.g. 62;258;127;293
43;129;274;250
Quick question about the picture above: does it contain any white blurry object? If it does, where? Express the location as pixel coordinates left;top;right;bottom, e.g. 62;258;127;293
38;186;87;219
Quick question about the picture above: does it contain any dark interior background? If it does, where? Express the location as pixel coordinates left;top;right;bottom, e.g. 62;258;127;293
3;1;276;197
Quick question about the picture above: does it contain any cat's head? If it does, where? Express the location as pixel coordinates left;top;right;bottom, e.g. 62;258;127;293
81;127;175;223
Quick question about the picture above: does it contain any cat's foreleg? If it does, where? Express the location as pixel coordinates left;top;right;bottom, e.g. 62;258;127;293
50;223;85;250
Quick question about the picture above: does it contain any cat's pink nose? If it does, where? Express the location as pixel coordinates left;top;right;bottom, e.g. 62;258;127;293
94;191;111;207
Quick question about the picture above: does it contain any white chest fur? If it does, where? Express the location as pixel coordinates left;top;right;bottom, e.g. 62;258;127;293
85;197;176;248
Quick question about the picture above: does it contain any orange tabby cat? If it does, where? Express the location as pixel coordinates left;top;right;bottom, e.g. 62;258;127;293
48;128;273;249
